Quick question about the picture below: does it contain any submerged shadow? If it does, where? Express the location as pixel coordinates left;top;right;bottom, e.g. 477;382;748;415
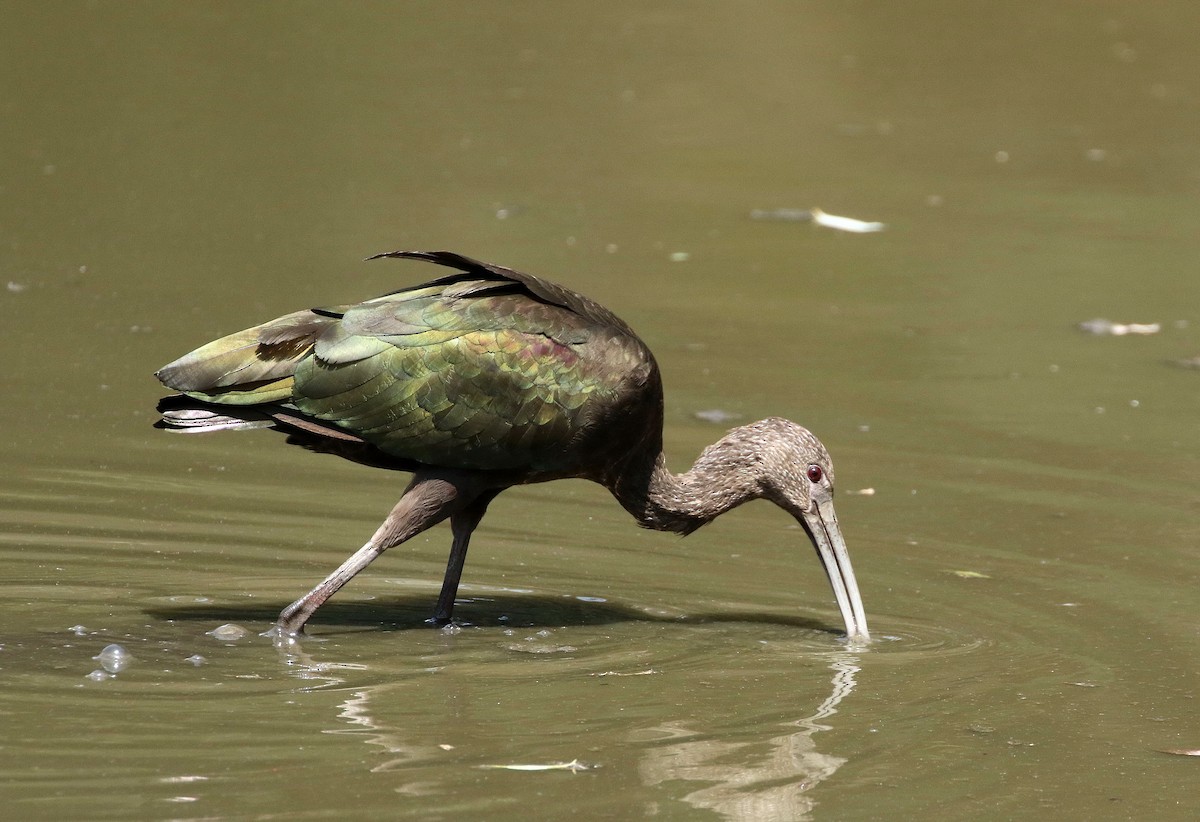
146;594;838;635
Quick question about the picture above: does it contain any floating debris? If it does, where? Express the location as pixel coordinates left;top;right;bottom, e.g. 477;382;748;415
494;205;524;220
1077;318;1161;336
1160;748;1200;757
846;487;876;496
668;251;690;262
505;643;578;655
1170;356;1200;370
1066;681;1099;688
694;408;742;424
750;208;815;222
206;623;250;641
811;208;887;233
6;281;29;293
591;669;658;677
93;643;132;673
749;207;886;233
946;570;991;579
479;759;597;772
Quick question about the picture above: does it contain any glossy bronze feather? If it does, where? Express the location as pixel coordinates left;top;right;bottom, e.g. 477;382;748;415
155;251;869;639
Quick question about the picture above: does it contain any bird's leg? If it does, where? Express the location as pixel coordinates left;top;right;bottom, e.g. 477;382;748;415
431;489;501;625
275;472;472;637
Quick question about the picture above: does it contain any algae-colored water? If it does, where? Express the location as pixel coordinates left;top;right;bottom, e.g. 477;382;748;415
2;3;1198;819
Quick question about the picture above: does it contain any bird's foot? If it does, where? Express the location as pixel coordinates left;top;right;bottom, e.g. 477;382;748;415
261;622;305;648
426;613;470;632
266;601;317;644
274;597;321;636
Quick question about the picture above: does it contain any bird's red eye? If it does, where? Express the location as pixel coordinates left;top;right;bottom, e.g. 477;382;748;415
806;465;824;483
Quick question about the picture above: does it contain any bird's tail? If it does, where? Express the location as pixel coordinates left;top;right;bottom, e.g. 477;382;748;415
154;308;338;406
155;397;277;434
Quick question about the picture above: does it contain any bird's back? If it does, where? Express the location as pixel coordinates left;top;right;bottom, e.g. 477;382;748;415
157;252;663;480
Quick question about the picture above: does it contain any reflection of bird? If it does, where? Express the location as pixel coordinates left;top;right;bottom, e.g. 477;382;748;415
155;251;869;639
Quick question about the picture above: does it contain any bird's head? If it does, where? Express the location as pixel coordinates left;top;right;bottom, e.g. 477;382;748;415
749;418;870;640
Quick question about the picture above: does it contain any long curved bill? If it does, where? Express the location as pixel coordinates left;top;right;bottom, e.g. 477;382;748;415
801;498;870;639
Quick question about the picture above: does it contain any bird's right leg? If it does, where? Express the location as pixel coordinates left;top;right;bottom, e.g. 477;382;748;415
431;489;501;625
274;473;469;637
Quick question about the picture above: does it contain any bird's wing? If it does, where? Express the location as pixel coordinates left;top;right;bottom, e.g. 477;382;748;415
155;309;344;405
367;251;640;338
291;274;645;472
157;252;655;473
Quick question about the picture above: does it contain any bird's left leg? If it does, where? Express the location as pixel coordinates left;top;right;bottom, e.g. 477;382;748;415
274;471;483;637
431;488;502;625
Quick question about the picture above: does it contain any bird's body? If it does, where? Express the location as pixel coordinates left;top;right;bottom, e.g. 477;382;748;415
156;251;869;639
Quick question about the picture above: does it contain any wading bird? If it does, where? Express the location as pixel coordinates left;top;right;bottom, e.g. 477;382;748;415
155;251;869;639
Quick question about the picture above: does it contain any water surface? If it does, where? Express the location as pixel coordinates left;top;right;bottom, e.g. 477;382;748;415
2;2;1198;819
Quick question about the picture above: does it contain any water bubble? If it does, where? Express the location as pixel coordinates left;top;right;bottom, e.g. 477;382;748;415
86;669;112;682
184;655;207;666
68;625;88;636
93;644;131;673
206;623;250;641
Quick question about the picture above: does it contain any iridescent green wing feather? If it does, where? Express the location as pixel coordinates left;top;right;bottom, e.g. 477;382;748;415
155;309;344;405
292;279;637;471
156;251;657;473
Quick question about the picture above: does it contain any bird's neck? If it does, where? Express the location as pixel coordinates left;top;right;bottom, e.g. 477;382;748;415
608;435;761;535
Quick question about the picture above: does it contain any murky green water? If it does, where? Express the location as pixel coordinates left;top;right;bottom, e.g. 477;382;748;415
3;2;1198;819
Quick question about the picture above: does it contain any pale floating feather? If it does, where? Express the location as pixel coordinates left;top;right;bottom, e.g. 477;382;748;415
810;208;887;233
478;759;597;772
